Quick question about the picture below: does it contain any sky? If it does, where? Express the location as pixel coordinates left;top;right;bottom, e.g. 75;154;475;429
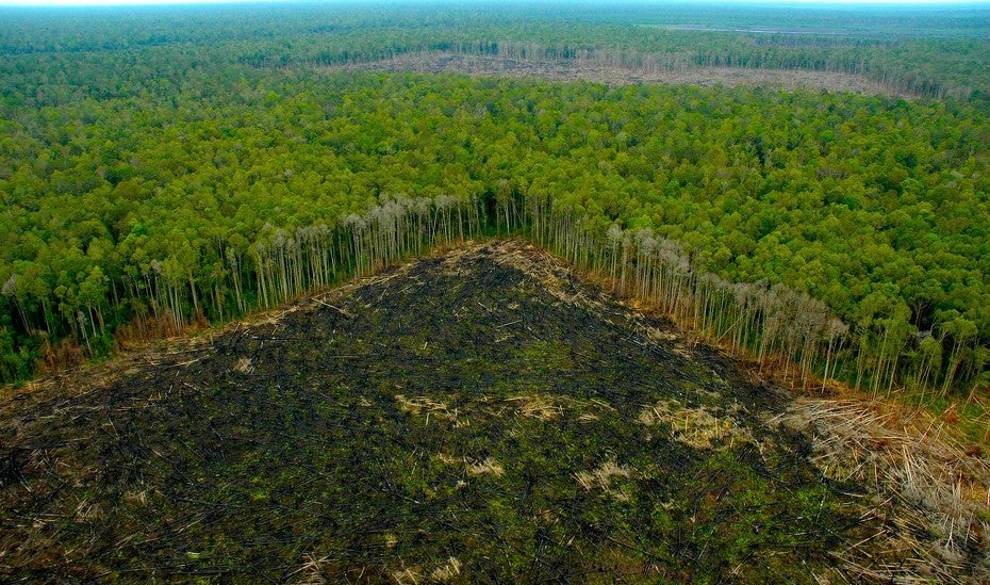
0;0;986;6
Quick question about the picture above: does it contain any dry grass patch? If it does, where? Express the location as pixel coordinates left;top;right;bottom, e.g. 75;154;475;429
436;452;504;478
233;357;253;374
287;553;331;585
435;453;505;477
430;557;463;582
434;452;460;466
637;399;752;450
506;394;563;420
575;460;633;501
465;457;504;477
506;393;615;422
395;394;458;423
490;242;593;307
391;566;423;585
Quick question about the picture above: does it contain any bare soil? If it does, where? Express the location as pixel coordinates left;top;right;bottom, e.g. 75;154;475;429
0;240;984;583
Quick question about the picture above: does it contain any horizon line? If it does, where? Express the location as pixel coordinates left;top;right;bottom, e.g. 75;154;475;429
2;0;990;8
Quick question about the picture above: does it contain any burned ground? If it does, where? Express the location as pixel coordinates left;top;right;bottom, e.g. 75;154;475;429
0;241;975;583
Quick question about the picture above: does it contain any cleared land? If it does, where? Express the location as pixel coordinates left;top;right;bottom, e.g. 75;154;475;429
333;53;910;97
0;241;986;583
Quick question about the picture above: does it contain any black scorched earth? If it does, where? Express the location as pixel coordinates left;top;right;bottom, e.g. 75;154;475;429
0;241;981;583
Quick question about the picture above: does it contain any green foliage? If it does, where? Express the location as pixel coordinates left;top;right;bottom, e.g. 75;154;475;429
0;5;988;398
2;4;989;104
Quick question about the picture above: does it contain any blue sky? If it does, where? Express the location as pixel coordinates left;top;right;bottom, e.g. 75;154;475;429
1;0;988;6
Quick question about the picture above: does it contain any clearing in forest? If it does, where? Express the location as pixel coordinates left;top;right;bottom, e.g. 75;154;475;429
330;53;911;98
0;240;986;583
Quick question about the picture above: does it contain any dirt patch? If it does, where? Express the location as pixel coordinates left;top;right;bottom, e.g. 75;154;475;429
328;52;911;98
0;240;982;583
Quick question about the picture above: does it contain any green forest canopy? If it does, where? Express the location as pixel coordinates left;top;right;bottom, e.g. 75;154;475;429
0;3;988;400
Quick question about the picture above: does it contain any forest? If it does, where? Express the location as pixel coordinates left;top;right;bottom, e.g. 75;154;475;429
1;3;989;412
3;4;989;102
3;5;990;583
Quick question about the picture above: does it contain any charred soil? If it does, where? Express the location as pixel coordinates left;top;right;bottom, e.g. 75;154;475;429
0;241;985;583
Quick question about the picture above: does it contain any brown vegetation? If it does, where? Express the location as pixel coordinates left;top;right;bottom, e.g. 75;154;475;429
330;52;912;98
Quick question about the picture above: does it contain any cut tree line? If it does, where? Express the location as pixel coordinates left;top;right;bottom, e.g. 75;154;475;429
4;4;988;113
519;193;983;400
312;41;953;100
1;6;988;404
4;191;985;402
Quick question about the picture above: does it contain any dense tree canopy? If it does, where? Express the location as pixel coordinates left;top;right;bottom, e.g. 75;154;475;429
0;4;988;400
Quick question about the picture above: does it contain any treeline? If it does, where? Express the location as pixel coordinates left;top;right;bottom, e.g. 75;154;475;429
1;72;988;398
2;4;989;111
236;34;979;100
6;183;983;404
0;193;487;379
326;40;955;99
519;193;985;399
256;24;989;101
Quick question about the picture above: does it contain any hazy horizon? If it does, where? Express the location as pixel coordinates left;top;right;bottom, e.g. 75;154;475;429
2;0;989;8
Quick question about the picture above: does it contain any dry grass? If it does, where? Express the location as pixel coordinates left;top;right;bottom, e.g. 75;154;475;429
575;460;633;501
233;357;253;374
394;394;458;423
435;452;504;478
505;393;615;422
506;393;564;420
465;457;504;477
637;399;753;450
777;398;990;583
430;557;462;582
287;553;331;585
390;566;423;585
490;242;592;308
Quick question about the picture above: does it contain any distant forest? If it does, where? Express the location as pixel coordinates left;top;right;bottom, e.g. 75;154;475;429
1;3;988;405
3;3;989;101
